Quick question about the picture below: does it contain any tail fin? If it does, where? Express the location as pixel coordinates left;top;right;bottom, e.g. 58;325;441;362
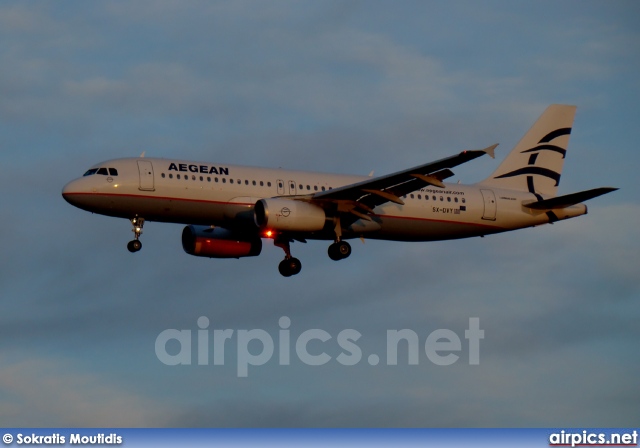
479;104;577;197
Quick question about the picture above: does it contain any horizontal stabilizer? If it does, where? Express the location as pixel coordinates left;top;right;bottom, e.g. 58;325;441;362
523;187;618;210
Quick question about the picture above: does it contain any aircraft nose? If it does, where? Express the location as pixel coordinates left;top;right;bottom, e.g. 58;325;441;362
61;179;82;205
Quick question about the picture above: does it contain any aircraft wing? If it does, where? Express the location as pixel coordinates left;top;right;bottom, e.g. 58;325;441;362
308;144;497;220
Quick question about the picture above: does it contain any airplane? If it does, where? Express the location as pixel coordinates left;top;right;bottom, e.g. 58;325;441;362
62;104;617;277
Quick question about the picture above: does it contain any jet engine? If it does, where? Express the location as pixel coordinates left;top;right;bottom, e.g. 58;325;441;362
181;225;262;258
254;198;327;232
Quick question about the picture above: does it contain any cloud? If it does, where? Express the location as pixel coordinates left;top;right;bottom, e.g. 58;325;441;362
0;354;168;426
0;0;638;428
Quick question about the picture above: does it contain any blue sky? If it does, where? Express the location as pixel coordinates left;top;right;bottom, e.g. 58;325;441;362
1;1;638;426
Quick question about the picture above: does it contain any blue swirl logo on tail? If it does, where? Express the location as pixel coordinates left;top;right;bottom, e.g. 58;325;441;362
493;127;571;193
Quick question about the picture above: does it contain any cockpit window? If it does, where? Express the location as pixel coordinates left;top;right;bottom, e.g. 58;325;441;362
108;168;118;176
97;168;108;175
83;168;98;176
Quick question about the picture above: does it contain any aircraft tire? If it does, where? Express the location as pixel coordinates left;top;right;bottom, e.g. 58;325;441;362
279;258;302;277
328;241;351;260
328;243;341;260
337;241;351;259
290;257;302;275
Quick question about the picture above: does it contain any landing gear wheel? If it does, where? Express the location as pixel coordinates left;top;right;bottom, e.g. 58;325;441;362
290;257;302;275
278;260;292;277
328;241;351;260
337;241;351;259
328;244;341;261
278;257;302;277
127;240;142;252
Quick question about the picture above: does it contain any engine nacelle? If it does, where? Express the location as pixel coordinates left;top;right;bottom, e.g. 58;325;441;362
181;225;262;258
254;198;326;232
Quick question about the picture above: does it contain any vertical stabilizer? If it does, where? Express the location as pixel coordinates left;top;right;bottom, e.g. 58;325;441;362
479;104;576;197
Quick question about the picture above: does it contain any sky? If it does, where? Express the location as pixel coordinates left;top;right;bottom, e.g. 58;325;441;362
1;1;639;427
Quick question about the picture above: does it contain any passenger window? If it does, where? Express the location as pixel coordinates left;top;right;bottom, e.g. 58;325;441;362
169;174;173;179
260;181;264;186
440;196;443;201
278;182;283;188
222;178;226;183
268;182;271;187
306;185;310;190
462;198;466;203
230;179;234;184
215;178;219;182
97;167;108;175
161;173;165;178
314;186;318;191
253;180;256;186
454;197;458;203
199;176;203;181
418;194;421;199
447;197;451;202
108;168;118;176
245;180;249;185
207;177;211;182
410;194;414;199
83;169;98;176
321;186;326;191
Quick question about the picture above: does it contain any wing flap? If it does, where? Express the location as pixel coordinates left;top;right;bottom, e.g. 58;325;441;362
361;189;405;205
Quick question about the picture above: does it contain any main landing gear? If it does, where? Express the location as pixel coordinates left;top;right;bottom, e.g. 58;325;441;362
273;217;352;277
327;216;351;261
127;216;144;253
274;239;352;277
328;240;351;261
275;237;302;277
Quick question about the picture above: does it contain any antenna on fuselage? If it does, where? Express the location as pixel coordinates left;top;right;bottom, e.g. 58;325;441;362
139;151;145;158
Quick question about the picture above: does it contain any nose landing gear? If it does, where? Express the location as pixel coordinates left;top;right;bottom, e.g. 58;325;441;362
127;216;144;253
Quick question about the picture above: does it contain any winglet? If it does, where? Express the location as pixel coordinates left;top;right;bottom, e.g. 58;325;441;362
482;143;498;159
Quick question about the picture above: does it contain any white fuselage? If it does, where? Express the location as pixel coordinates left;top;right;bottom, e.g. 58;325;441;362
62;157;586;242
